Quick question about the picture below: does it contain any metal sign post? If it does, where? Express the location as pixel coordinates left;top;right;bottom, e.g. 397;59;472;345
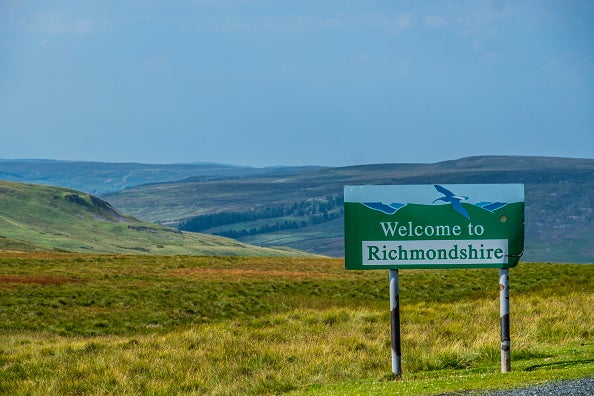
500;268;511;372
389;269;402;377
344;184;524;377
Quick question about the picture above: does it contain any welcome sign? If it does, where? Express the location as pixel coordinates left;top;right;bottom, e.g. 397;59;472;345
344;184;524;269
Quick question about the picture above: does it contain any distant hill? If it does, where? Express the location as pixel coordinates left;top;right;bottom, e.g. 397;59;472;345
0;181;315;257
103;156;594;263
0;159;325;194
2;156;592;262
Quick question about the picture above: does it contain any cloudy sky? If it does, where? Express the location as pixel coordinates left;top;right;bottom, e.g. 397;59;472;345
1;0;592;167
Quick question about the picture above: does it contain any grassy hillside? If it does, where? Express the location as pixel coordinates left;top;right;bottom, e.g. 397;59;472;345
104;156;594;263
0;253;592;394
0;181;314;257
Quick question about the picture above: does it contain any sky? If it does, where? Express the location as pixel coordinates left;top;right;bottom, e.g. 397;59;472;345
0;0;593;167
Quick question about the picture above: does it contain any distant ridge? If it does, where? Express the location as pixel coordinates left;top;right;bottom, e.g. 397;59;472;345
2;156;592;262
103;156;594;263
0;159;327;194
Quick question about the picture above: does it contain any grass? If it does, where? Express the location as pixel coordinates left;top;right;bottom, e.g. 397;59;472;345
0;180;313;257
0;253;593;394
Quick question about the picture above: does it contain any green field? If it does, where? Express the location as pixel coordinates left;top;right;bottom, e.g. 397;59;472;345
0;253;592;395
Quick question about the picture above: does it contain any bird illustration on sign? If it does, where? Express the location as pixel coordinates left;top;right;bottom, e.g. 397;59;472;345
359;185;509;218
432;185;470;220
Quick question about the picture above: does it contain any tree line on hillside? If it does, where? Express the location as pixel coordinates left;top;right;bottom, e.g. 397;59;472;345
178;195;343;237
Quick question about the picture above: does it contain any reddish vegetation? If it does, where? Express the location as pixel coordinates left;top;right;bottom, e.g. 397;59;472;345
0;275;81;286
0;252;78;259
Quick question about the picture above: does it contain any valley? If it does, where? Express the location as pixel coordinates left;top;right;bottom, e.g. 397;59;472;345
2;156;593;262
104;156;594;262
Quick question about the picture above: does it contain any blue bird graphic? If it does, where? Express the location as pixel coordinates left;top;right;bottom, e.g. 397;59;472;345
432;185;470;220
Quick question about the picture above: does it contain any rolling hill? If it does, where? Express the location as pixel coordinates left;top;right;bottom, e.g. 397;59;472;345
0;180;314;256
2;156;593;262
102;156;594;263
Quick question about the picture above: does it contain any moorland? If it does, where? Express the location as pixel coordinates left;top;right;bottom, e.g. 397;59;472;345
2;156;594;262
1;155;593;395
0;253;592;395
106;156;594;262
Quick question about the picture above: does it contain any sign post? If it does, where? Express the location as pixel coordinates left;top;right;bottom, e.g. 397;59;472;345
389;269;402;377
344;184;524;375
500;268;511;372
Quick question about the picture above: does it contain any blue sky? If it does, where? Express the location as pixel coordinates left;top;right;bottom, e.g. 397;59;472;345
1;0;592;167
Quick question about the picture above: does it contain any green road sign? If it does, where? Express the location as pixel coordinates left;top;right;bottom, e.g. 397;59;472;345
344;184;524;269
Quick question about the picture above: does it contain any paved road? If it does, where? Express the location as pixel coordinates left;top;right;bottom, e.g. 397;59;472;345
470;377;594;395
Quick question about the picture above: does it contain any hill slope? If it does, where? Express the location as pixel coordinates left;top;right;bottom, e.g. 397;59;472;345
104;156;594;263
0;181;314;256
